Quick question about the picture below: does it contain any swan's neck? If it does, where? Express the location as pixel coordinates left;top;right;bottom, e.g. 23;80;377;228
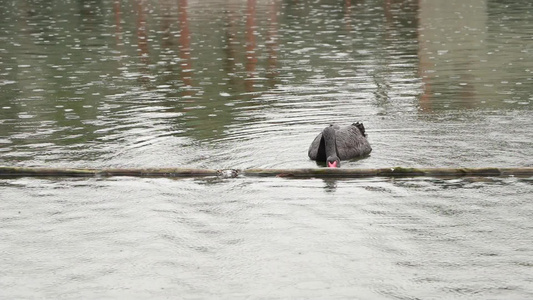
323;126;337;158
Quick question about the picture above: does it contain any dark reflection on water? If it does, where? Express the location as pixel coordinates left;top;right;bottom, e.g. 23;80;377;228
0;0;532;298
1;0;530;169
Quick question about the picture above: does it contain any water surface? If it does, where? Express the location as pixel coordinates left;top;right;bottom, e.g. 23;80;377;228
1;176;532;299
1;0;532;299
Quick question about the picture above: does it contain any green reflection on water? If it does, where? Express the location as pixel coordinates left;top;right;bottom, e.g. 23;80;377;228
0;0;531;166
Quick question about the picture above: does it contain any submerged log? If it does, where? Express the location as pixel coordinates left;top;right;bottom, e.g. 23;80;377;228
0;166;532;179
0;167;218;178
243;167;533;178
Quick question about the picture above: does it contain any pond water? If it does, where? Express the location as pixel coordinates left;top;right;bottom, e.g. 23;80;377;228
1;0;532;299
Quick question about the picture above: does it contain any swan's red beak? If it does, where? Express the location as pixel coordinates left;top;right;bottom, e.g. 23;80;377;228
327;161;338;168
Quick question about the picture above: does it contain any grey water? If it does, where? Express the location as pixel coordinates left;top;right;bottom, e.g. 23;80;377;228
0;0;532;299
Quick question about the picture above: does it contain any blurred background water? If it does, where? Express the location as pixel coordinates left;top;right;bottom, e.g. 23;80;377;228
0;0;532;299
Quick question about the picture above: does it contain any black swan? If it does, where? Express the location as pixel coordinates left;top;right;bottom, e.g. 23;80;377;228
308;122;372;168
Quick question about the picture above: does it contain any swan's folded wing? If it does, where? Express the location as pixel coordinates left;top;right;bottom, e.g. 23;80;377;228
308;133;323;160
334;129;355;160
335;126;372;160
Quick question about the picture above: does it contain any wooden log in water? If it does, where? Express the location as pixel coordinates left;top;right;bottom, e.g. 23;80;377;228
0;167;98;177
98;168;219;177
243;167;533;178
0;166;532;179
0;167;218;178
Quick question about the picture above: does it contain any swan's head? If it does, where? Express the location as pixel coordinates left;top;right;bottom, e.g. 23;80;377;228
326;156;340;168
